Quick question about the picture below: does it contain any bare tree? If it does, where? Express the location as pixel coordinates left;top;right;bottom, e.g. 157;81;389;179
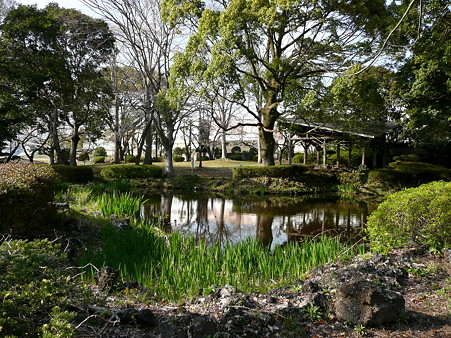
82;0;191;176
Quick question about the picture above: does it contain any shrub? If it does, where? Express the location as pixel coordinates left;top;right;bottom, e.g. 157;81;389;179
101;165;163;180
173;156;185;162
292;153;304;164
201;156;210;161
229;154;244;161
93;156;105;164
152;157;163;162
366;181;451;254
367;162;451;188
252;155;259;162
93;146;107;157
52;165;94;183
392;154;420;162
173;147;184;156
0;238;85;336
231;146;241;153
77;151;90;162
0;162;56;233
125;154;136;163
233;165;310;180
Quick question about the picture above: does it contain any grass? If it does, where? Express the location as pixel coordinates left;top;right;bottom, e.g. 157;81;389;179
80;222;359;301
96;192;147;218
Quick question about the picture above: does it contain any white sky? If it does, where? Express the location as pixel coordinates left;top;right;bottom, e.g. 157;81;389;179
17;0;96;16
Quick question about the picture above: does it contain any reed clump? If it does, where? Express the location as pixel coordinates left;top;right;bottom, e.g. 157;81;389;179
80;223;355;301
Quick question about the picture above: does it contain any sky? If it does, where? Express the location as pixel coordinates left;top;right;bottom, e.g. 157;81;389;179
17;0;96;16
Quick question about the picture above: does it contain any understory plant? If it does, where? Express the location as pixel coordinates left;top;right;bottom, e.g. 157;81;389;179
80;223;355;301
366;180;451;253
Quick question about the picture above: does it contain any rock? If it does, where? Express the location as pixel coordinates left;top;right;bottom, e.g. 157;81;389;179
334;280;405;326
136;308;157;326
54;202;69;212
218;284;236;298
444;248;451;263
117;308;137;324
188;314;218;337
110;215;131;230
95;266;120;292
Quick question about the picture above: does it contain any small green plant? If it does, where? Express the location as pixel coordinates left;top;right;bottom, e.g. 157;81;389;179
354;324;366;335
396;309;409;326
304;304;323;322
283;316;300;331
39;306;76;338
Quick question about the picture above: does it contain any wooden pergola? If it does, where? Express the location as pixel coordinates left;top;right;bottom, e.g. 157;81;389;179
286;121;398;168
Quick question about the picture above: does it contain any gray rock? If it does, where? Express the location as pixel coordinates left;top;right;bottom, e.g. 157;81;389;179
136;308;157;326
334;280;405;326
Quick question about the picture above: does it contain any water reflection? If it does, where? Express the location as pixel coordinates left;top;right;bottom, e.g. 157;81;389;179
141;194;378;248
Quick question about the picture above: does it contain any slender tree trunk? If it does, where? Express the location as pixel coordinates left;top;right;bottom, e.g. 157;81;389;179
69;125;80;166
258;104;278;166
221;130;227;159
113;97;121;164
135;120;151;165
143;123;153;165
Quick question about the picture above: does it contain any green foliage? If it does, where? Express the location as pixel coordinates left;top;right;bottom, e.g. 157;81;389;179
233;165;310;180
0;162;56;233
96;192;147;219
366;181;451;253
81;224;352;301
125;154;136;163
304;304;324;322
368;162;451;188
173;155;185;162
231;146;241;153
173;147;184;156
392;154;420;162
93;155;106;164
52;165;94;183
0;238;85;336
93;146;107;157
292;153;304;164
77;151;90;162
100;165;163;180
229;154;244;161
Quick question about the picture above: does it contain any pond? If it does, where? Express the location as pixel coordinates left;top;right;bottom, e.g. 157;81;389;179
141;193;379;249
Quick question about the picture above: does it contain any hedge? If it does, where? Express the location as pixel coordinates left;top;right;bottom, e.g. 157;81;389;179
100;165;163;180
93;156;106;164
233;165;310;180
0;162;56;233
125;154;136;163
52;165;94;184
173;156;185;162
368;162;451;188
367;181;451;253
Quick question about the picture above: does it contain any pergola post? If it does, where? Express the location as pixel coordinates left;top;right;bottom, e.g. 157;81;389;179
361;148;366;166
336;143;341;166
373;139;377;167
348;141;352;169
323;142;327;165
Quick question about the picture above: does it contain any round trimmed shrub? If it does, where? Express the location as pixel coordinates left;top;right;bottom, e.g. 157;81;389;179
230;154;243;161
52;165;94;183
366;181;451;254
125;154;136;163
101;165;163;180
173;156;185;162
93;147;107;157
78;151;90;162
93;156;106;164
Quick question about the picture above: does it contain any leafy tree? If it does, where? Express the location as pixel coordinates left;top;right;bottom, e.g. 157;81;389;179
397;3;450;149
165;0;394;165
0;4;114;165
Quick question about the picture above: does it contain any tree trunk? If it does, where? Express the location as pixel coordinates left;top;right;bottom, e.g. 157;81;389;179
258;104;278;166
69;126;80;166
113;97;121;164
221;129;227;159
143;123;153;165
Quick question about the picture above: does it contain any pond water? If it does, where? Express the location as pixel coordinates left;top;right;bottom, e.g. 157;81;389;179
141;193;379;248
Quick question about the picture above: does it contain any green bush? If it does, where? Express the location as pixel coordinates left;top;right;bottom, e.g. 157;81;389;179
0;162;56;233
231;146;241;153
101;165;163;180
77;151;90;162
125;154;136;163
368;162;451;188
292;153;304;164
392;154;420;162
173;156;185;162
93;146;107;157
52;165;94;183
0;238;86;336
152;157;163;162
201;156;210;161
366;181;451;254
252;155;259;162
233;165;310;180
229;154;244;161
93;156;106;164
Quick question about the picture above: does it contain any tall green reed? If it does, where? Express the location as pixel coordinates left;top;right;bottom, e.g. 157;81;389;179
80;222;358;301
96;192;147;218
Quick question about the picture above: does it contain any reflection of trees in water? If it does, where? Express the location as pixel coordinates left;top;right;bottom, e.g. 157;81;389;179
141;194;376;245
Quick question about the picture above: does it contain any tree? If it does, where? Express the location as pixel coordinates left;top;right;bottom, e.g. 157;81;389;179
397;3;450;148
0;0;15;22
0;4;115;165
166;0;395;165
82;0;191;176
